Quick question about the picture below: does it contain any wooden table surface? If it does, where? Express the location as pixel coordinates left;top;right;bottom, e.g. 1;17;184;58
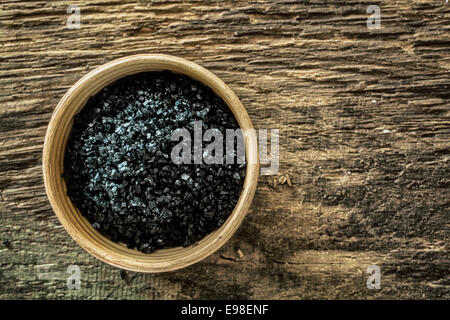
1;0;449;299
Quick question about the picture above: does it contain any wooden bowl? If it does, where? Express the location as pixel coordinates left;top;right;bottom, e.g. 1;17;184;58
42;54;259;272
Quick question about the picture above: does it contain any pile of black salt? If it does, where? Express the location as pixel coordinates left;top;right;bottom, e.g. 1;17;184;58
64;72;245;253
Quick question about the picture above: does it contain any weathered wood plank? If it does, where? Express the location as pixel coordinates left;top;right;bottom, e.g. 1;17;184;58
0;0;449;299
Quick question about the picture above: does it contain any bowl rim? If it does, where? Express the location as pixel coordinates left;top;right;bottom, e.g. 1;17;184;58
42;54;259;272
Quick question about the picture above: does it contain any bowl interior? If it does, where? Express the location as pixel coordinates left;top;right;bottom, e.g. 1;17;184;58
43;54;259;272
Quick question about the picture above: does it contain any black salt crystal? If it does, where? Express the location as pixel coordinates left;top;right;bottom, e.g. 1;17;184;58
64;71;245;253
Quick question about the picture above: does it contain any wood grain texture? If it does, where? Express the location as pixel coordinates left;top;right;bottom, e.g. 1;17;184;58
0;0;449;299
